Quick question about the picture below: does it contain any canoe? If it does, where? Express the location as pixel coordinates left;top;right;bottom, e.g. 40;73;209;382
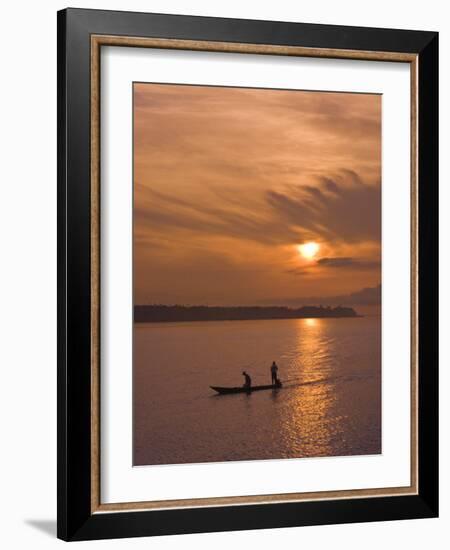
210;383;282;395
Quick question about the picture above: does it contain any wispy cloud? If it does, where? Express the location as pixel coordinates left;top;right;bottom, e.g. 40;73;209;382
317;257;380;269
267;172;381;244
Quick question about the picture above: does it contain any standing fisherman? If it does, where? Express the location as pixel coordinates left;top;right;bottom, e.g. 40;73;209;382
270;361;279;385
242;371;252;389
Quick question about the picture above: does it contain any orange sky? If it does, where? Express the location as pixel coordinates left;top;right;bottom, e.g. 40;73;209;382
134;83;381;309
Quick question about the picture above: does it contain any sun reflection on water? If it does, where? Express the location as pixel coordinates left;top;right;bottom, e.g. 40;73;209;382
278;318;338;458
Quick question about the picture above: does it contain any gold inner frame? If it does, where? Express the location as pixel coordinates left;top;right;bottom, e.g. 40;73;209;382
90;35;418;514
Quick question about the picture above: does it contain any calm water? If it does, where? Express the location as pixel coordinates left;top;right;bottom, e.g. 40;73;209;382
133;316;381;466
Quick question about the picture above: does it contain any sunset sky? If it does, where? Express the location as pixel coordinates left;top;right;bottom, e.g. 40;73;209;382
133;83;381;311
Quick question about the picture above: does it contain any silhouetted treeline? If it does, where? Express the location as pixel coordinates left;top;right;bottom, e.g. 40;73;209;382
134;304;358;323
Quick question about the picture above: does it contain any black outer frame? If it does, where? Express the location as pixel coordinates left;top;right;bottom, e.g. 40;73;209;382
57;8;438;542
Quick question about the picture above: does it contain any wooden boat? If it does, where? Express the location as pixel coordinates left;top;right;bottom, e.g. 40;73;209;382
210;382;282;395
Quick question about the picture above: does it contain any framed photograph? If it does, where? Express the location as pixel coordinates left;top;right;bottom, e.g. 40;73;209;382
57;8;438;541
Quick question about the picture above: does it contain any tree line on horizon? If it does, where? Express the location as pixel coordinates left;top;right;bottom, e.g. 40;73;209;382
134;304;358;323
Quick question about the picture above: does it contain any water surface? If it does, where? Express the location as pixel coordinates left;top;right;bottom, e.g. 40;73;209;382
134;316;381;465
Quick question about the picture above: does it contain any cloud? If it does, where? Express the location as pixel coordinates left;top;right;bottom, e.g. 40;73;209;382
134;186;304;247
266;171;381;244
285;267;313;276
317;257;380;269
136;168;380;250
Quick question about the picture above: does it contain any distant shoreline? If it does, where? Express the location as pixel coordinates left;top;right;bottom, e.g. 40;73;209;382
134;305;359;323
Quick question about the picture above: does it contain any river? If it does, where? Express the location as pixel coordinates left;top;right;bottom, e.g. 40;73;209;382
133;316;381;466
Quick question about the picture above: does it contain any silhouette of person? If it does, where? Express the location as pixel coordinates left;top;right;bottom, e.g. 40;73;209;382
242;371;252;388
270;361;279;385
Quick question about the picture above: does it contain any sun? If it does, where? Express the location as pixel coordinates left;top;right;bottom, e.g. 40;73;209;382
298;242;320;259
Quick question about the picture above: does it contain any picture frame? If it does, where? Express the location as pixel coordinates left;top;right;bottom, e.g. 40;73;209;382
57;7;438;541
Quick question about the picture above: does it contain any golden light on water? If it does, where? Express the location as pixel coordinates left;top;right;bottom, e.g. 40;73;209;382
298;242;320;259
278;318;335;458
